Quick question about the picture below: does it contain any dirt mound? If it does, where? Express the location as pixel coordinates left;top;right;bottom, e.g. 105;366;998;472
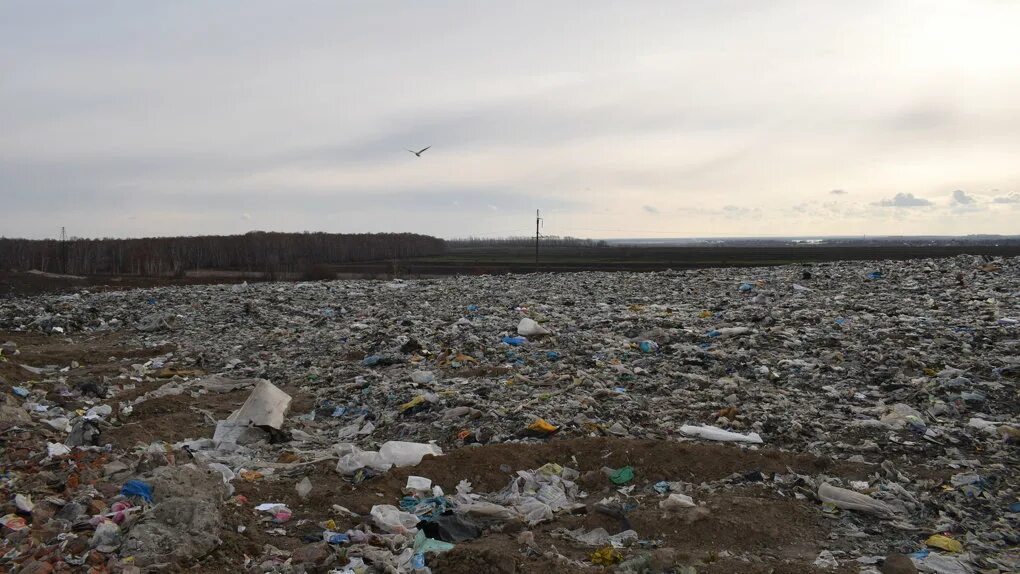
210;438;862;573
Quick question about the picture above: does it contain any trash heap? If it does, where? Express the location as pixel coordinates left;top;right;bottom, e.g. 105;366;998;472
0;255;1017;573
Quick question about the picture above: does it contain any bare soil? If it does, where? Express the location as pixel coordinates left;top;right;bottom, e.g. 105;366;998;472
199;438;868;573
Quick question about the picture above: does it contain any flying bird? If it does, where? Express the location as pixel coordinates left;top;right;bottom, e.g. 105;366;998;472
406;146;431;157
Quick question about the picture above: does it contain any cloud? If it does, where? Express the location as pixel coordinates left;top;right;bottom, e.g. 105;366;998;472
949;189;983;213
992;192;1019;204
950;189;975;205
720;205;763;219
642;205;659;214
829;189;847;195
872;193;934;208
241;212;251;220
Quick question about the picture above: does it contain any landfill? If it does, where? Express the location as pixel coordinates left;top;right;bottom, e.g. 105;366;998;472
0;254;1017;573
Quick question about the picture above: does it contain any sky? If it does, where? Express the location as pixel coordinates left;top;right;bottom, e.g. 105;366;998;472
2;1;1019;240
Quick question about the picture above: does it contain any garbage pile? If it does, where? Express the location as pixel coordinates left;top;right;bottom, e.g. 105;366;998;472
0;255;1017;573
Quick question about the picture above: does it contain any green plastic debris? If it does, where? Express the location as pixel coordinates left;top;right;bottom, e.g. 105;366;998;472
414;530;454;554
610;466;634;485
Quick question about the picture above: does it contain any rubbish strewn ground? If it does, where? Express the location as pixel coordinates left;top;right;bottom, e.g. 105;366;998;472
1;255;1017;573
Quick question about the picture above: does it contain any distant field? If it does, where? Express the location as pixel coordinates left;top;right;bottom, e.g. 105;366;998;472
327;244;1020;276
3;243;1018;295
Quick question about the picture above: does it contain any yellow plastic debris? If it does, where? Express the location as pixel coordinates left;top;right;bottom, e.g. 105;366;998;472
536;462;563;476
591;546;623;565
926;534;963;553
527;418;559;434
698;310;713;318
325;519;337;530
399;395;425;412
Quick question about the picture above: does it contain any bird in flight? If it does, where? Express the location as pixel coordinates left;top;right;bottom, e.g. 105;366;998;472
406;146;431;157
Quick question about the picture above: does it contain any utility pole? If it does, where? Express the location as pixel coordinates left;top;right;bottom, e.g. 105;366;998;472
535;209;543;266
60;227;68;273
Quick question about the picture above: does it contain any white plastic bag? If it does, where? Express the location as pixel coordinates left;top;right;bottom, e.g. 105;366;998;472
679;424;763;444
47;443;71;457
517;317;551;336
818;482;894;517
513;498;553;524
405;476;432;493
370;504;420;534
296;477;312;499
335;444;393;475
213;421;267;448
378;441;442;467
659;493;696;511
207;462;236;496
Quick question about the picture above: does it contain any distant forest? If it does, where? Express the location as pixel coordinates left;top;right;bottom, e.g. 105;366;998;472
0;232;446;277
448;236;608;248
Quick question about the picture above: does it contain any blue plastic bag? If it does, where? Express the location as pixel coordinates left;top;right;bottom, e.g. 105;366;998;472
121;480;154;503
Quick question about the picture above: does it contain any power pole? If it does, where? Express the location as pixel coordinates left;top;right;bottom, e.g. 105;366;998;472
60;227;68;273
535;209;543;266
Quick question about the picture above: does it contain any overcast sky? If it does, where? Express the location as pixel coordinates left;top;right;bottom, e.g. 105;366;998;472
2;1;1019;240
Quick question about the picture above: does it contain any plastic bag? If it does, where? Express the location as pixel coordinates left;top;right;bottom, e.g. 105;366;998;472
378;441;443;467
679;424;763;444
513;498;553;524
371;504;420;534
659;493;696;511
517;317;550;336
90;520;121;552
818;482;894;517
335;443;395;474
295;476;312;499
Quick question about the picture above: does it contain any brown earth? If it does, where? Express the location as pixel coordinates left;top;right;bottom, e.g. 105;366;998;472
0;331;173;388
196;438;868;573
103;380;314;451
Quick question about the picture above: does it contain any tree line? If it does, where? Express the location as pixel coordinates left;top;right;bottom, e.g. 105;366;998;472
0;231;447;277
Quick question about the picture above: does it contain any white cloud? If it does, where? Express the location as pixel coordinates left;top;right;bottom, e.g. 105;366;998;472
720;205;763;218
642;205;659;214
873;193;935;208
992;192;1019;204
950;189;975;205
949;189;983;213
829;189;847;195
241;212;252;220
